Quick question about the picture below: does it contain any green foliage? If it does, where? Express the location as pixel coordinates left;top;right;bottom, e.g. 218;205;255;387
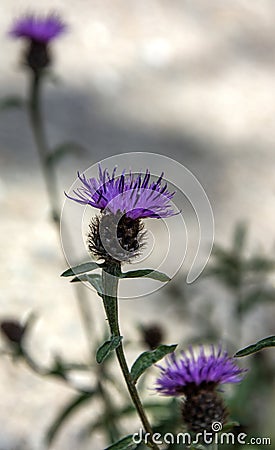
130;344;177;383
0;96;25;111
105;435;138;450
61;261;101;277
235;336;275;357
46;391;95;446
120;269;170;282
70;273;103;296
96;336;123;364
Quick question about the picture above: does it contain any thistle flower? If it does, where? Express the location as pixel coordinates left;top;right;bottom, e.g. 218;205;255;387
9;14;66;43
156;346;246;433
66;166;175;220
9;14;66;72
66;166;176;263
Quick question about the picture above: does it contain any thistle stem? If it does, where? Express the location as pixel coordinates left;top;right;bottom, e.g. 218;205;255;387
102;265;159;450
27;70;95;351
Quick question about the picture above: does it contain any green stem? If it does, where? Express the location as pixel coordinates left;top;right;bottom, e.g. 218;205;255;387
27;70;95;352
29;71;60;222
102;265;159;450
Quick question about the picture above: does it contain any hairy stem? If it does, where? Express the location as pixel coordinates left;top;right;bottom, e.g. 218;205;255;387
102;265;159;450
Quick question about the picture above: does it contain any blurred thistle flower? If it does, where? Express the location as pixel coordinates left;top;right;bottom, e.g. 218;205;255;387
66;166;176;264
156;345;246;433
141;323;165;350
1;320;26;347
9;14;66;73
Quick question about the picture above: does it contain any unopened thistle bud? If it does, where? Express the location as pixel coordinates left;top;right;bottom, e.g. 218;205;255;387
141;323;165;350
1;320;26;347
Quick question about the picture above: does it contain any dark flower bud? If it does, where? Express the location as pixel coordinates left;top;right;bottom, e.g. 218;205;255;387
1;320;26;346
141;323;165;350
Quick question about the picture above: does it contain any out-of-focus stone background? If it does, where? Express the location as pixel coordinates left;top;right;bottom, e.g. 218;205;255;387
1;1;275;449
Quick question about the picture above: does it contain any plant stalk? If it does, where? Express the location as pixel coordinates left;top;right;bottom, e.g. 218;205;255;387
102;265;159;450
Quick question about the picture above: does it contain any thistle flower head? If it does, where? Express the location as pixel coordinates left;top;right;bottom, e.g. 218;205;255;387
156;345;246;433
9;14;66;43
66;165;176;220
156;345;246;397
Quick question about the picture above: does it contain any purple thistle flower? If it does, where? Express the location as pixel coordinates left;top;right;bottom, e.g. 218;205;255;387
156;345;246;397
9;14;66;43
66;165;176;220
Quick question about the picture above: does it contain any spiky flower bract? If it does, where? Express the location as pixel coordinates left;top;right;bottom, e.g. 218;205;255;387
9;14;66;43
156;345;247;433
66;166;176;220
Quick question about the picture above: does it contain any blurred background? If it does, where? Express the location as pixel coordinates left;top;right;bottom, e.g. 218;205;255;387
0;1;275;449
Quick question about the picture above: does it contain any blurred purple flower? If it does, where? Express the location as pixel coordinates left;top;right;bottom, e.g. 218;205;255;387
156;345;246;396
66;165;176;220
9;14;66;43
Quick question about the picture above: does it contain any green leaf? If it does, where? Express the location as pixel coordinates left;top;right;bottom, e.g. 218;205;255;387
120;269;170;282
222;421;240;432
0;96;25;112
130;344;177;383
244;256;275;273
46;391;94;446
235;336;275;357
47;141;86;165
61;261;101;277
105;435;137;450
70;273;103;296
96;336;123;364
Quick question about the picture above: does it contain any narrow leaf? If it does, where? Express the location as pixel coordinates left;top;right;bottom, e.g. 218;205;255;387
70;273;103;296
0;96;25;112
131;344;177;383
235;336;275;357
61;261;100;277
105;435;137;450
120;269;170;282
46;391;94;446
96;336;123;364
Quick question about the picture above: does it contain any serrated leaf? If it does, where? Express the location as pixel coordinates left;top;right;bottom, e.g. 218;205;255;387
96;336;123;364
105;435;137;450
130;344;177;383
235;336;275;357
46;391;94;446
70;273;103;296
47;141;85;165
61;261;101;277
120;269;170;282
0;96;25;111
